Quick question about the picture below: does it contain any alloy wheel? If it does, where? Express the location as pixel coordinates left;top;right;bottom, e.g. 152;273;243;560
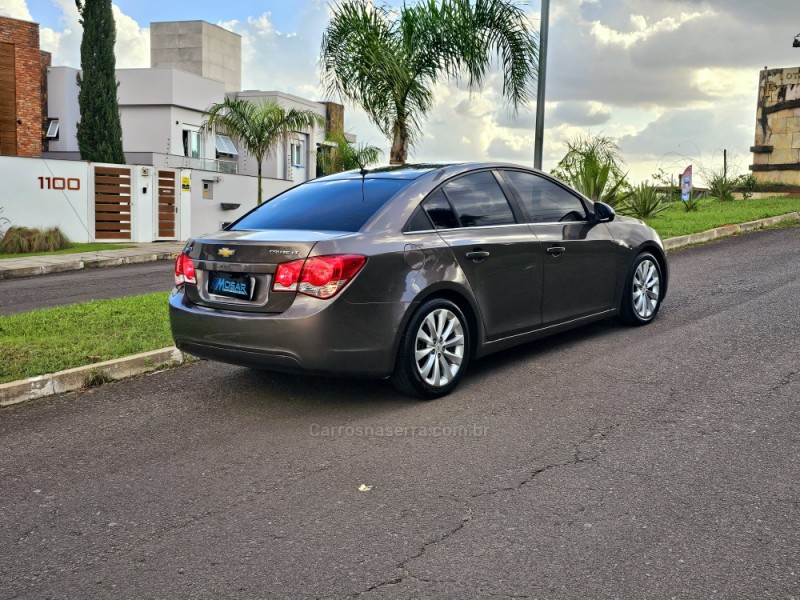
632;259;660;320
414;308;465;388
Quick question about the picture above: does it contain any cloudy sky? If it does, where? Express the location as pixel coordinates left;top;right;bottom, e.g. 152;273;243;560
1;0;798;181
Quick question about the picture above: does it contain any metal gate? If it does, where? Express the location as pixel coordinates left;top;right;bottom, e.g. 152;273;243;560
156;169;178;240
94;166;132;240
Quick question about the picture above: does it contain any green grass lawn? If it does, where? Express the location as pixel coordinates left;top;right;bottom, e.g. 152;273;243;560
0;292;172;384
643;196;800;239
0;242;132;260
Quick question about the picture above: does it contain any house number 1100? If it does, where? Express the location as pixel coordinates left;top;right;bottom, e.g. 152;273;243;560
38;177;81;190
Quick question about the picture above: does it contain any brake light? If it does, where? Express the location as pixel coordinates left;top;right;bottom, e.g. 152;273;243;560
272;255;366;299
174;252;196;286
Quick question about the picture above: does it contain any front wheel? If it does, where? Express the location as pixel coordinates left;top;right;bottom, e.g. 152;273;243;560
620;252;663;325
391;298;471;399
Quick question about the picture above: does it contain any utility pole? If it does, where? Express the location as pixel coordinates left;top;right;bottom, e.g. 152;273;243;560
533;0;550;170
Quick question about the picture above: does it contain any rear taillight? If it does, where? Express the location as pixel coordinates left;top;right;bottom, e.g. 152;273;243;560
174;252;196;286
272;255;366;299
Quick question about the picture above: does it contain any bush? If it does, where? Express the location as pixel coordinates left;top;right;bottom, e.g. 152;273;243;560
681;191;702;212
703;168;736;202
619;182;670;219
551;134;631;207
0;226;70;254
735;173;757;200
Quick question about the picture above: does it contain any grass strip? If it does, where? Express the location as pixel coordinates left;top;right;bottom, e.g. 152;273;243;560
0;242;132;260
644;196;800;239
0;292;172;384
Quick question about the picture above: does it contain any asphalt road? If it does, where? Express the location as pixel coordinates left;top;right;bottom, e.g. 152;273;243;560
0;261;175;315
1;228;798;599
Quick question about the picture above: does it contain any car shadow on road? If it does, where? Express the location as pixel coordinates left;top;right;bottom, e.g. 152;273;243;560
212;317;625;411
463;317;622;383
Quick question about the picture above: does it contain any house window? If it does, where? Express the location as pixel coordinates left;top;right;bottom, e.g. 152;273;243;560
215;134;238;157
45;119;59;139
291;140;304;167
182;129;202;158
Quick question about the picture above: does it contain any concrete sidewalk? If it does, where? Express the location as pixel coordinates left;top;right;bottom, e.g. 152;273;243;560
0;241;185;279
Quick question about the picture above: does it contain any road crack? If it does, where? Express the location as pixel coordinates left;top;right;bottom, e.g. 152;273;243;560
353;424;620;597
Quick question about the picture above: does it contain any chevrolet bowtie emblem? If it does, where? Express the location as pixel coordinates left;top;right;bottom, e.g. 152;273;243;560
217;247;236;258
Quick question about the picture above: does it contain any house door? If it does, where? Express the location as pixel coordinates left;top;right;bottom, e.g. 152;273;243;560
156;169;179;240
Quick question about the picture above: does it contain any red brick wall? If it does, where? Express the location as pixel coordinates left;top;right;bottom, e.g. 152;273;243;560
0;16;44;157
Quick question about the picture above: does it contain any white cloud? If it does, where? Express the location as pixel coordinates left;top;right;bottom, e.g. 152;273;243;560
0;0;32;21
590;10;712;48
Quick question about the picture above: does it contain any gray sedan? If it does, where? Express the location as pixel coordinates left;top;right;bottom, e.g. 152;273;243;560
170;163;668;398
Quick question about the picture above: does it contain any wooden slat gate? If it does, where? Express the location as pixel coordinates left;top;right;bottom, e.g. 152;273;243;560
156;170;178;239
94;166;132;240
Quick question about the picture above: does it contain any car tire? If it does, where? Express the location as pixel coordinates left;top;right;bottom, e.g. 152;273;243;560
391;298;471;399
620;252;663;326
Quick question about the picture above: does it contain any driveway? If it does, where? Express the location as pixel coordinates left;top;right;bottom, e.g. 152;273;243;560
0;227;798;598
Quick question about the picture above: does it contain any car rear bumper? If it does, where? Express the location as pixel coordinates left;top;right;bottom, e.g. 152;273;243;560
169;289;409;378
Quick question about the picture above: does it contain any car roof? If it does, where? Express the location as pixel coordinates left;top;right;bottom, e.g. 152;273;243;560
313;162;544;182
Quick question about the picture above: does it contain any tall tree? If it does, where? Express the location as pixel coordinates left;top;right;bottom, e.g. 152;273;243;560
203;97;325;204
75;0;125;164
321;0;538;165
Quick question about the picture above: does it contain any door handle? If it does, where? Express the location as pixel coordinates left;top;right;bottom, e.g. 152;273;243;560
546;246;566;256
465;250;490;261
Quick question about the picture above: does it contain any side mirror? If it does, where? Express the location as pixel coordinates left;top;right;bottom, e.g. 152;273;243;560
594;201;615;223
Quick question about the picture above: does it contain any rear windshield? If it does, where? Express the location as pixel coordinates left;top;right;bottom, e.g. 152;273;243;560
230;178;412;232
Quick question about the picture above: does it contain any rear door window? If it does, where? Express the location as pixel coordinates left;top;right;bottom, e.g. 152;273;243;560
502;170;587;223
231;178;412;232
422;190;459;229
442;172;516;228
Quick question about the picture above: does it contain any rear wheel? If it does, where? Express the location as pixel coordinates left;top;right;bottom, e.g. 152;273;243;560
620;252;662;325
391;298;471;399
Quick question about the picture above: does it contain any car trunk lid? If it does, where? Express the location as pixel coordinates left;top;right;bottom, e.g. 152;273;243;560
183;229;350;313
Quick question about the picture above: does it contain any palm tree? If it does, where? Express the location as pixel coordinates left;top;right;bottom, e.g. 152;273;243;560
551;134;631;207
321;0;538;165
203;97;325;204
317;132;383;175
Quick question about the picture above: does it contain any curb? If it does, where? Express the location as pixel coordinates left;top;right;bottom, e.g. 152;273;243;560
2;211;799;408
0;347;192;409
0;250;180;280
663;211;800;251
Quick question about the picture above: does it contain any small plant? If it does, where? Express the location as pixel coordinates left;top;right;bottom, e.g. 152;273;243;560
681;190;701;212
0;226;70;254
84;368;113;388
619;182;670;219
735;173;757;200
700;162;745;203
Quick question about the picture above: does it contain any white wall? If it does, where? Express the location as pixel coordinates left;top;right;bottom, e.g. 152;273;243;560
187;169;296;236
46;67;80;153
0;156;92;243
0;156;288;243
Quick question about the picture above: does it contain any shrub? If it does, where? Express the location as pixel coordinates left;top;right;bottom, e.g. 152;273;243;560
681;191;701;212
705;170;736;201
735;173;757;200
619;182;670;219
0;226;70;254
551;134;631;207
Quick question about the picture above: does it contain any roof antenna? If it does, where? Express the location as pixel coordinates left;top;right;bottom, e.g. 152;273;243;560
360;167;368;203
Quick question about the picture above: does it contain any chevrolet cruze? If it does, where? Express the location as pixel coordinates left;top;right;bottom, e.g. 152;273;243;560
170;163;668;398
